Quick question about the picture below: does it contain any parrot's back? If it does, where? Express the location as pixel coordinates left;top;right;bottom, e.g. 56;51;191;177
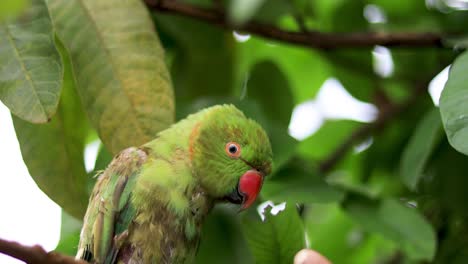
76;145;210;263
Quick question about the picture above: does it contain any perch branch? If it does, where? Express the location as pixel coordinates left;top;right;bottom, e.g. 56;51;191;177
318;81;428;173
0;238;87;264
145;0;445;49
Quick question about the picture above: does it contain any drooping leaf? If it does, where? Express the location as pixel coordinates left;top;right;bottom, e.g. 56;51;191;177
242;203;305;264
440;51;468;156
47;0;175;154
343;196;436;261
400;108;443;190
0;0;62;123
12;38;89;218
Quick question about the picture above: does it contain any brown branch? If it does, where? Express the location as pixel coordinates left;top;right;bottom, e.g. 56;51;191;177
0;238;87;264
145;0;445;49
318;82;427;173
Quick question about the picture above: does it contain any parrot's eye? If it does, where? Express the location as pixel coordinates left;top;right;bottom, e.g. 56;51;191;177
225;142;241;158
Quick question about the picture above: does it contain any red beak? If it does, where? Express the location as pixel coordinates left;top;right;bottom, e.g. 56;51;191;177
238;170;264;210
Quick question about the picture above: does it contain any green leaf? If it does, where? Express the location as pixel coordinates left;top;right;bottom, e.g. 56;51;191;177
246;60;294;127
305;204;397;264
47;0;175;154
263;159;344;204
237;36;330;103
55;211;82;255
155;15;235;110
400;108;443;190
440;51;468;156
12;39;89;218
195;207;253;264
0;0;62;123
242;203;305;264
343;196;436;261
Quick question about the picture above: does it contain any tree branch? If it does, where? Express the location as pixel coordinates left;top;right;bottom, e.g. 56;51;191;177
145;0;445;49
0;238;87;264
318;81;428;173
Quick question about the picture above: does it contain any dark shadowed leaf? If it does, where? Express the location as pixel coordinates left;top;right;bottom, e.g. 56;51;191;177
263;159;344;204
400;108;443;190
195;207;253;264
12;39;89;218
155;15;235;111
242;203;305;264
343;195;436;261
237;36;329;103
246;61;294;126
47;0;175;154
440;51;468;156
0;0;62;123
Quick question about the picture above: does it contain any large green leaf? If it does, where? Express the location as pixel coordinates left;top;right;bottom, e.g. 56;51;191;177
440;51;468;156
400;108;443;190
47;0;175;154
343;196;436;261
242;203;305;264
0;0;62;123
12;40;89;218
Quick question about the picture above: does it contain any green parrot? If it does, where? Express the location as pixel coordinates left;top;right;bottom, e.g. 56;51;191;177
76;104;273;263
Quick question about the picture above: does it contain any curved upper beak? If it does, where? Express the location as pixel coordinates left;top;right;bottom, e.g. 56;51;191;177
224;169;265;210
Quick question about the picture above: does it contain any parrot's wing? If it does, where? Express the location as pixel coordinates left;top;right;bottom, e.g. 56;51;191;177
76;147;148;263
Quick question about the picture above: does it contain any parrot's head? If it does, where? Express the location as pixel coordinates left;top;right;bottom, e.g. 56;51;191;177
190;105;273;210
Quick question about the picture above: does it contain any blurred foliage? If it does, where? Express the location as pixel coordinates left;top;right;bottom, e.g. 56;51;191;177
4;0;468;263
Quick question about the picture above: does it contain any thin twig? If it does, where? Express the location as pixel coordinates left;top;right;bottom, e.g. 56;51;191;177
318;81;428;173
145;0;445;49
0;238;87;264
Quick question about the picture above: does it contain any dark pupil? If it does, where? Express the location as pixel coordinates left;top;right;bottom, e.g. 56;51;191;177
229;145;237;154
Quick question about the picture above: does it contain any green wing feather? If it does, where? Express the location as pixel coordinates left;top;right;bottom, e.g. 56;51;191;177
77;147;147;263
